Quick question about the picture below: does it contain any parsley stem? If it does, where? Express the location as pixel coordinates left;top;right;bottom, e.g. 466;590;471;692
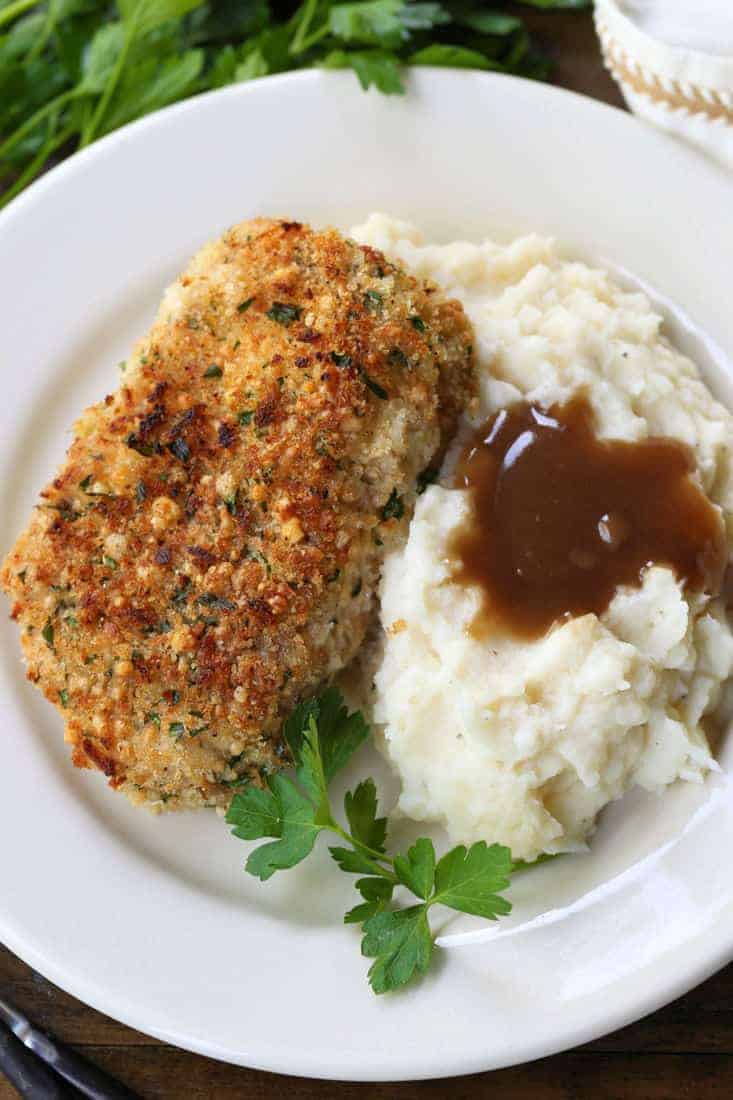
0;0;38;31
81;7;140;147
330;823;397;882
26;2;56;62
289;0;321;55
293;24;330;55
0;89;76;159
0;121;74;211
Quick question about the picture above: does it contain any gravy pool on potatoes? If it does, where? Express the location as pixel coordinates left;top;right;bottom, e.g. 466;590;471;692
450;395;727;640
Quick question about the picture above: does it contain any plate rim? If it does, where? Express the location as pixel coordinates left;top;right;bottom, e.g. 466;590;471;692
2;67;733;1081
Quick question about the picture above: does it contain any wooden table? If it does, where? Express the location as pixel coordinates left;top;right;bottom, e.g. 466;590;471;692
2;9;731;1099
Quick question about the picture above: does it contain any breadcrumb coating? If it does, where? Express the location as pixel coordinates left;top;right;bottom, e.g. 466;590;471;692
1;218;475;810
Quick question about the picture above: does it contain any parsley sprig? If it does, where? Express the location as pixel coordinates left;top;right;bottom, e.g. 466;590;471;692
1;1;590;208
226;687;516;994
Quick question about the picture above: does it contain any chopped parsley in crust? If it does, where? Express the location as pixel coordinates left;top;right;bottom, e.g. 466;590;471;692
0;218;475;810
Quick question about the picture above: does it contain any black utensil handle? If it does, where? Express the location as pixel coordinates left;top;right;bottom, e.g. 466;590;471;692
0;1026;72;1099
24;1029;141;1100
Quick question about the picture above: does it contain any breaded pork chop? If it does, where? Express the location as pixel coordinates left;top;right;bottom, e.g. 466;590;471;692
1;218;474;810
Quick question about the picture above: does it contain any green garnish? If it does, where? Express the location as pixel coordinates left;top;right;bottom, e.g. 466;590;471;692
79;475;93;491
168;437;190;463
358;367;388;400
146;711;161;727
0;3;586;210
226;689;514;994
197;593;236;612
409;315;426;332
171;579;190;607
237;297;255;313
59;688;68;706
330;351;353;368
169;721;186;740
238;410;253;425
126;433;158;458
102;555;118;570
41;621;54;648
203;364;223;379
267;302;302;326
381;488;404;520
363;289;383;312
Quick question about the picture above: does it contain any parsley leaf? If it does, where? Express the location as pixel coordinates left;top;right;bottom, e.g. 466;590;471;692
236;773;324;881
266;301;301;325
314;687;371;785
329;846;382;875
361;906;433;994
284;686;369;789
225;688;539;994
227;782;287;841
329;1;449;49
1;0;588;208
433;841;513;919
359;366;389;400
345;778;387;853
344;876;394;923
410;44;493;70
196;592;236;611
394;837;436;900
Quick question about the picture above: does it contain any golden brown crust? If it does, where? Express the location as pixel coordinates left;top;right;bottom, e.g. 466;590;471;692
1;218;475;809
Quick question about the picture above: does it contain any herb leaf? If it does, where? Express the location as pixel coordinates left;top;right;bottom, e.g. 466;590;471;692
344;778;387;853
266;302;301;325
410;44;492;70
226;688;524;994
314;687;370;784
344;876;394;924
394;837;436;900
359;367;388;400
1;0;587;208
433;841;513;919
361;906;433;994
226;784;283;840
241;774;324;881
329;845;382;876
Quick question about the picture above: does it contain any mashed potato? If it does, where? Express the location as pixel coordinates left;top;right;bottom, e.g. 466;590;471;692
352;213;733;861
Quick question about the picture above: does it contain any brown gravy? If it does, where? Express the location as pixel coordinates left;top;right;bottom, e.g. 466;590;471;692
449;395;727;639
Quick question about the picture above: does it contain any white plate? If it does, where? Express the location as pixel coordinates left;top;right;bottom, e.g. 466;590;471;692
2;70;733;1083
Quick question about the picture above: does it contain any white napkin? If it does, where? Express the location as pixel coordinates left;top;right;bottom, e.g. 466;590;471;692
595;0;733;170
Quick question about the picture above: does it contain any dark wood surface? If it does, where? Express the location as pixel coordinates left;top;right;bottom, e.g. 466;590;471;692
3;9;727;1100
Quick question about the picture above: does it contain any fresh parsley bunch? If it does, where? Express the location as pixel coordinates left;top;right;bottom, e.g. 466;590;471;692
0;0;589;208
226;687;516;994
